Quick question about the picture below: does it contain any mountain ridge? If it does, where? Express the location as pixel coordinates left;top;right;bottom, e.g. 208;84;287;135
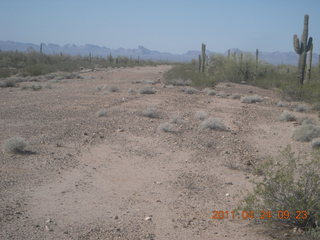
0;40;318;65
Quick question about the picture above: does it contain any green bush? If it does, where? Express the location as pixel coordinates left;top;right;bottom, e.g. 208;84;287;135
241;146;320;232
164;63;216;87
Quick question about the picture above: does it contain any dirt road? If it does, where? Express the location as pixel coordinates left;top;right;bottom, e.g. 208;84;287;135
0;66;315;239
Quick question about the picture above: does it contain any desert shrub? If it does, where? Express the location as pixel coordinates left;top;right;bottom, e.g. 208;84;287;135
311;138;320;149
139;87;156;94
166;78;191;86
292;124;320;142
241;147;320;232
277;101;289;107
142;107;159;118
96;109;107;117
164;63;216;87
216;92;228;98
294;104;309;112
0;78;18;88
312;102;320;111
30;83;42;91
279;111;297;122
203;88;216;96
158;122;175;132
299;117;316;125
241;95;263;103
108;86;119;92
3;136;28;154
195;111;208;121
200;117;227;131
128;88;136;94
183;87;198;94
231;93;241;99
169;115;184;124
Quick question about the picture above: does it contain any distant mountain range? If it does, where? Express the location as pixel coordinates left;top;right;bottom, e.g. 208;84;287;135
0;40;318;65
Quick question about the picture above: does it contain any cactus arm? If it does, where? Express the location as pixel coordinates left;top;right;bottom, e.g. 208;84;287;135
306;37;313;52
293;35;302;54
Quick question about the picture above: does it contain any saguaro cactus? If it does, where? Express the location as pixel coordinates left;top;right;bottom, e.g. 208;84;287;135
40;43;43;54
201;43;206;73
227;49;231;59
293;14;313;85
255;49;259;76
198;55;201;73
307;43;313;81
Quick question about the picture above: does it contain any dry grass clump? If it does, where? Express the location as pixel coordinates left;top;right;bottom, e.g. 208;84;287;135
292;124;320;142
142;107;159;118
279;111;297;122
158;122;175;132
139;87;156;94
294;104;309;112
96;109;107;117
241;95;263;103
3;136;28;154
200;117;227;131
183;87;198;94
30;83;42;91
194;111;208;121
108;86;120;92
276;101;289;107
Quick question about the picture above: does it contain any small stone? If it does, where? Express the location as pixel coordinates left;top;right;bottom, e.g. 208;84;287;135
225;193;230;197
145;216;152;221
116;129;124;132
114;215;119;220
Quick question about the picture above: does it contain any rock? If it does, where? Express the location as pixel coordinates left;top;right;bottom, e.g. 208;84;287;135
225;193;230;197
145;216;152;221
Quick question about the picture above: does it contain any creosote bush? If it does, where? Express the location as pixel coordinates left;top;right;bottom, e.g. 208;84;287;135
183;87;198;94
277;101;289;107
294;104;309;112
200;117;227;131
108;86;119;92
241;147;320;234
3;136;28;154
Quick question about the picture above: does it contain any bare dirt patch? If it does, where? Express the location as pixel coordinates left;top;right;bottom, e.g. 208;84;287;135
0;66;316;239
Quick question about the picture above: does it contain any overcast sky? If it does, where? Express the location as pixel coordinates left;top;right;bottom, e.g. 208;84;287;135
1;0;320;53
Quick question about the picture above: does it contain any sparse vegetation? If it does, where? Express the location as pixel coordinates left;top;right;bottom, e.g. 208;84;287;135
241;147;320;234
183;87;198;94
216;91;228;98
3;136;28;154
231;93;241;99
169;115;184;124
294;104;309;112
128;88;136;94
108;86;119;92
203;88;216;96
277;101;289;107
292;124;320;142
241;95;263;103
279;111;297;122
200;117;227;131
142;107;159;118
158;122;175;132
195;111;208;121
139;87;156;94
311;138;320;149
96;109;107;117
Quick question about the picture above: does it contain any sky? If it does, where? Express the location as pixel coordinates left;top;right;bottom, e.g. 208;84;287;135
1;0;320;54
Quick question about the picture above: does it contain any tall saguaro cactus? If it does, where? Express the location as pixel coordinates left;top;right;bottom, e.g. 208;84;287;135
255;49;259;76
198;54;201;73
293;14;313;85
307;43;313;81
201;43;206;73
